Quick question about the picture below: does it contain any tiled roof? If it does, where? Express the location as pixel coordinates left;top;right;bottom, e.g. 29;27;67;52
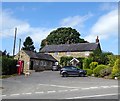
40;43;100;52
23;50;57;62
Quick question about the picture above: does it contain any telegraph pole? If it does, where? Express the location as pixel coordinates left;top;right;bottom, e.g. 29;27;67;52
13;28;17;56
18;38;21;60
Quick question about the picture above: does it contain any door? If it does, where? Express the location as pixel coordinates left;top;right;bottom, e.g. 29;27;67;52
30;61;34;70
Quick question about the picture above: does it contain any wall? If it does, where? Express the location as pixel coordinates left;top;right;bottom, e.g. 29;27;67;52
14;50;30;73
48;51;93;61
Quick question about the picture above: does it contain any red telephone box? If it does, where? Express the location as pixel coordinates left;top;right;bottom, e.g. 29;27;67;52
17;60;24;75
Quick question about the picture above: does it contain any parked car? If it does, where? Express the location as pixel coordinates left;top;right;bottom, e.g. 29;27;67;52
52;65;61;71
60;66;87;77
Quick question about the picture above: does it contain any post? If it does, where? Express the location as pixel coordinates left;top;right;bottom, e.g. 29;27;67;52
13;28;17;56
18;38;21;60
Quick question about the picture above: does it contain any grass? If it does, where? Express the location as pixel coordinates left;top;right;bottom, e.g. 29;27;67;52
0;74;18;79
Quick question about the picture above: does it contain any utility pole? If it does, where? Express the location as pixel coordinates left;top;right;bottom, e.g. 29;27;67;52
13;28;17;56
18;38;21;60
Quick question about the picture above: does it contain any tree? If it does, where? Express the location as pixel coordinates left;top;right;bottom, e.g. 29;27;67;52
40;27;87;49
22;36;35;51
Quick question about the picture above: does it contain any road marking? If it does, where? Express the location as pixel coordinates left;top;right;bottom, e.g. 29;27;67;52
58;90;68;92
70;89;79;91
89;87;99;89
110;85;118;88
2;95;6;97
22;93;32;95
10;94;20;96
81;88;91;90
38;83;79;88
66;93;119;99
47;90;56;93
35;91;44;94
100;86;110;88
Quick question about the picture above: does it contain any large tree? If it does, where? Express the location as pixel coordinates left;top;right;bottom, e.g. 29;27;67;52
40;27;87;49
22;36;35;51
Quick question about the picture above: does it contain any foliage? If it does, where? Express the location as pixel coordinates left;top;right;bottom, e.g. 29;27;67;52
90;52;109;65
84;69;93;76
83;58;93;69
111;59;120;78
2;56;17;75
89;62;98;70
22;36;35;51
60;56;73;66
40;27;88;49
99;67;112;77
107;55;118;67
93;65;108;77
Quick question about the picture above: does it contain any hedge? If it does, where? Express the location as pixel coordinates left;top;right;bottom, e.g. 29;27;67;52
111;59;120;78
84;69;93;76
89;62;98;70
93;65;108;77
99;67;112;77
2;56;17;75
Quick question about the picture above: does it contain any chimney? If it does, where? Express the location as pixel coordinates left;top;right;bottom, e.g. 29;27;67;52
96;36;99;43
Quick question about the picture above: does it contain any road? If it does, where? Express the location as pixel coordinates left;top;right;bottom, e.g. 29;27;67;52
1;71;119;100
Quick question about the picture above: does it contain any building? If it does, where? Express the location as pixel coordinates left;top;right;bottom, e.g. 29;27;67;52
40;36;101;61
14;50;57;73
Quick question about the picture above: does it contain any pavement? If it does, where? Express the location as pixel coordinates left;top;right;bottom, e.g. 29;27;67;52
1;71;119;99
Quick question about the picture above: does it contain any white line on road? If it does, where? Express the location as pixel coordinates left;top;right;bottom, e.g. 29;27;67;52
81;88;91;90
47;90;56;93
35;92;44;94
66;93;119;99
2;95;6;97
10;94;20;96
69;89;79;91
58;90;68;92
22;93;32;95
38;83;79;88
89;87;99;89
100;86;110;88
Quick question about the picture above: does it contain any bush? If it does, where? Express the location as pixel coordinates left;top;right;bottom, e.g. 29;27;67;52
83;58;93;69
85;69;93;76
2;56;17;75
93;65;108;77
111;59;120;78
89;62;98;70
60;56;73;66
99;67;112;77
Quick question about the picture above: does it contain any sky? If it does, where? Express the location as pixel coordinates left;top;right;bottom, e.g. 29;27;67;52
0;2;118;55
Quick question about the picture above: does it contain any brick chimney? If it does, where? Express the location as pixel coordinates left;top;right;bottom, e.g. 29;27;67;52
96;36;99;43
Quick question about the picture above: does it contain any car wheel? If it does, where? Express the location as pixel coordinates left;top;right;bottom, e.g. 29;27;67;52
79;73;85;77
62;73;68;77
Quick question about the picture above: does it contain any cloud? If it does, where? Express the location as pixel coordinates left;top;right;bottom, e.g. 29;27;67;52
84;9;118;42
1;9;54;53
99;3;117;11
60;12;93;29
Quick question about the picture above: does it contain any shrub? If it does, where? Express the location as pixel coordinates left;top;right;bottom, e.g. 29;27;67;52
107;55;118;67
2;56;17;75
111;59;120;78
85;69;93;76
83;58;93;69
60;56;73;66
93;65;108;77
89;62;98;70
99;67;112;77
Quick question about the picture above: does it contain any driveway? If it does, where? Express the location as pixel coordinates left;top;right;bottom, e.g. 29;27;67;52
2;71;119;99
